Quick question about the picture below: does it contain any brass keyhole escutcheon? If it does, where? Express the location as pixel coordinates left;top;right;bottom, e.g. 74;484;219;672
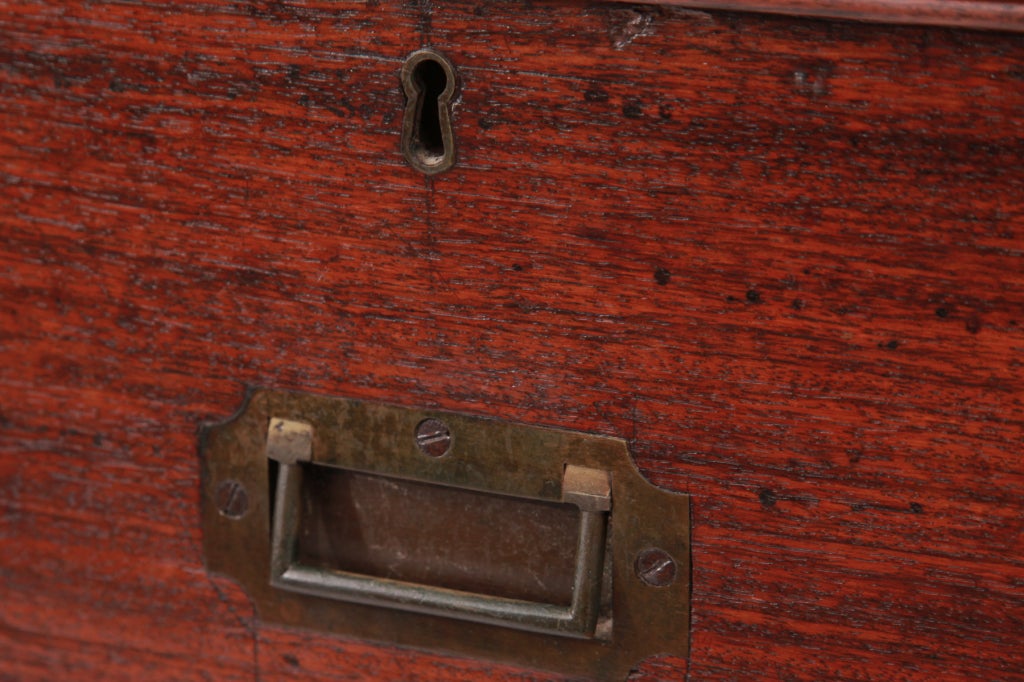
401;48;457;175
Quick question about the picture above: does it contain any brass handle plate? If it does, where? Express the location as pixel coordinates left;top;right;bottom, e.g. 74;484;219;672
200;389;690;680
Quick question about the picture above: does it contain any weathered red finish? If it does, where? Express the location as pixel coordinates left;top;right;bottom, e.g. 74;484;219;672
638;0;1024;32
1;0;1022;680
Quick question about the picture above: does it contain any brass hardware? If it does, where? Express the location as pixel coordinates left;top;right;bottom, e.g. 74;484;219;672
562;464;612;512
414;417;452;457
634;547;678;588
401;48;457;175
265;418;313;465
200;389;690;680
270;447;609;637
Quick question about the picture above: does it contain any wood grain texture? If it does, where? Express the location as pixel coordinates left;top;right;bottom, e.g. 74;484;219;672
633;0;1024;33
1;0;1022;680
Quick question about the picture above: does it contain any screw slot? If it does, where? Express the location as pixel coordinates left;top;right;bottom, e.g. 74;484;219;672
215;479;249;519
415;418;452;458
634;547;677;587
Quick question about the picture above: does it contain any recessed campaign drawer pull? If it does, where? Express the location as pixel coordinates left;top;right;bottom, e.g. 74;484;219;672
267;418;611;638
200;390;690;680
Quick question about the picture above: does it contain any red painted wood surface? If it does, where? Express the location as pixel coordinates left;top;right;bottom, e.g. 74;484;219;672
1;0;1023;680
635;0;1024;32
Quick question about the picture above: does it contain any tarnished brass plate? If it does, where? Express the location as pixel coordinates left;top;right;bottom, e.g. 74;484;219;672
200;388;689;680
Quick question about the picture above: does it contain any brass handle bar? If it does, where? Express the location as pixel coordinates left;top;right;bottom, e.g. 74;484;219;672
268;426;611;638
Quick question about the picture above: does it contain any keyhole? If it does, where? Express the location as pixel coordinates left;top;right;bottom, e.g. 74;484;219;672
401;49;456;175
414;60;446;161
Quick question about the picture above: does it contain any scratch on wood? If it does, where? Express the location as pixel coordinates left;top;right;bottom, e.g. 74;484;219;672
608;7;656;49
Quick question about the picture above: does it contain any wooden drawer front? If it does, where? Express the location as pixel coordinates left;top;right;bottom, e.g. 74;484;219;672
1;1;1022;680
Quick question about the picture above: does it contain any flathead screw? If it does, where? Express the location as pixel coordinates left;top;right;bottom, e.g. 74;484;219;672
635;548;677;587
215;479;249;519
415;418;451;458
